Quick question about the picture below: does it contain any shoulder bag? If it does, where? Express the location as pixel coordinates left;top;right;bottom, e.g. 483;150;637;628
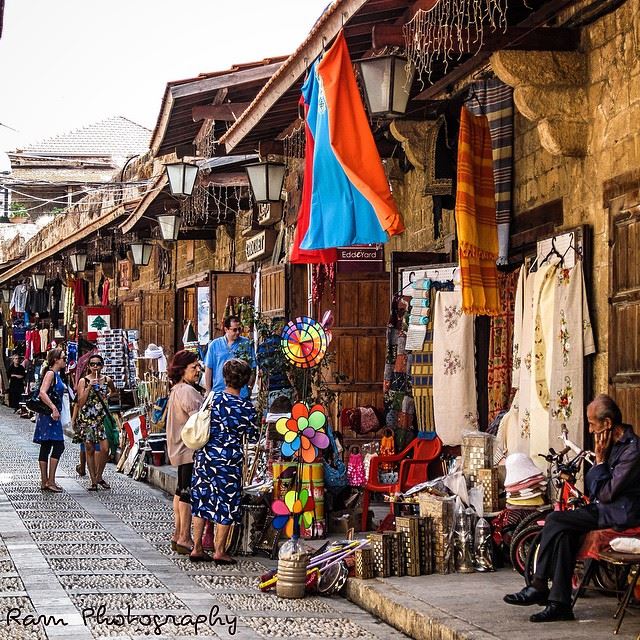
323;424;348;492
26;372;60;416
86;378;119;453
182;390;214;450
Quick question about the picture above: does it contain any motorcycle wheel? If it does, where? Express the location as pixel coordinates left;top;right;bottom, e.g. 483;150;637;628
510;523;543;577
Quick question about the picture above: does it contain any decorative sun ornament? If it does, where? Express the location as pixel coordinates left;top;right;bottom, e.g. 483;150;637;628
280;316;328;368
276;402;330;463
271;489;316;538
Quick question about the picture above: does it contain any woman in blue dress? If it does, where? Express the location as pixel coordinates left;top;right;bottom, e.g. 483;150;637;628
191;358;257;563
33;348;67;492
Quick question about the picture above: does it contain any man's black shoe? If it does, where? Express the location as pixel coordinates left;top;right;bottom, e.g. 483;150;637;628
503;585;549;606
529;602;575;622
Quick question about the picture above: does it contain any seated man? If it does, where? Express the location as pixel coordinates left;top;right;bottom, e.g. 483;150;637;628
504;394;640;622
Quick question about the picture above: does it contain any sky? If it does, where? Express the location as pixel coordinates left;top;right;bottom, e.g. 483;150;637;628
0;0;331;151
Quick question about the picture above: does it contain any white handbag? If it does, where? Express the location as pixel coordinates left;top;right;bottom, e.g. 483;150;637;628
181;390;214;450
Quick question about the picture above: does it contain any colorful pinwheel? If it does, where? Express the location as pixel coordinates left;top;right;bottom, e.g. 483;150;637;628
276;402;330;463
271;489;316;538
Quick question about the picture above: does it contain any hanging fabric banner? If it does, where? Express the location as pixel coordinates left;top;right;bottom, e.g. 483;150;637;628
454;106;500;315
290;94;338;264
300;31;405;251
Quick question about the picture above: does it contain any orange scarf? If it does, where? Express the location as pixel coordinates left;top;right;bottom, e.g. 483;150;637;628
455;107;500;315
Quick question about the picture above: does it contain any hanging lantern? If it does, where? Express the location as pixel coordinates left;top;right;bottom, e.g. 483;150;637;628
1;288;10;304
69;251;88;273
244;161;286;204
164;161;198;197
157;213;181;241
355;54;415;118
130;241;154;267
32;273;46;290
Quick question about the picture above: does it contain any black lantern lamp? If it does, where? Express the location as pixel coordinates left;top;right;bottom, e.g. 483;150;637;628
164;161;198;197
32;273;46;290
244;160;286;204
157;213;181;241
356;54;415;118
130;241;154;267
69;250;88;273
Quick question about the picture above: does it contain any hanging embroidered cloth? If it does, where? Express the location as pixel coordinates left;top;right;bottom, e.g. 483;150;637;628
300;31;405;250
487;268;520;422
454;107;500;315
529;263;558;467
432;290;478;445
290;95;337;264
548;261;595;451
465;79;514;264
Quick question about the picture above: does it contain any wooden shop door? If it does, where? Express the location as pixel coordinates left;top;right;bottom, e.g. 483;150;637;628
141;291;176;360
316;272;389;427
609;203;640;431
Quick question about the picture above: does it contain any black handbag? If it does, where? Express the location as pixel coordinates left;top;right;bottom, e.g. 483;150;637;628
26;377;60;416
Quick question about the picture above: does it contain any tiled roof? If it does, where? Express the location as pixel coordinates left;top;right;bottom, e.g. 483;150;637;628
21;117;151;158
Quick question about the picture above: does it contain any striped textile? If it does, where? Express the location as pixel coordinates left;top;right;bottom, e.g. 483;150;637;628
465;79;514;264
454;106;500;316
488;268;520;421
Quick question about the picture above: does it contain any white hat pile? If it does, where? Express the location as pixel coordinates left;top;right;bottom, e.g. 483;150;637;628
504;453;547;506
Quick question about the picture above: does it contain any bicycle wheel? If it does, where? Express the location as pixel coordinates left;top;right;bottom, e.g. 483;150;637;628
510;507;551;542
523;529;543;586
510;523;543;576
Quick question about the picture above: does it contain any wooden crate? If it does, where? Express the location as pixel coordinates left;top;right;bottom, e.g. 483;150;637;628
418;516;433;575
370;532;392;578
477;468;501;513
462;432;493;486
418;493;455;574
354;548;374;579
395;515;421;576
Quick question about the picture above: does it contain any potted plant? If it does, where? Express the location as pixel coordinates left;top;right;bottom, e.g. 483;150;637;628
8;203;29;223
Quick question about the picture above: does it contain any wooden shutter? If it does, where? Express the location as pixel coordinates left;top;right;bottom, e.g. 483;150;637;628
316;272;389;426
260;265;286;318
609;205;640;430
119;299;141;333
141;291;175;360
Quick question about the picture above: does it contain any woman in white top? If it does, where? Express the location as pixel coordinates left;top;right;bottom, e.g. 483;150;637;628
166;350;203;554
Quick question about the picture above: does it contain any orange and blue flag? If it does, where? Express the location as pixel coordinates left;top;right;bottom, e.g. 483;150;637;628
300;31;404;251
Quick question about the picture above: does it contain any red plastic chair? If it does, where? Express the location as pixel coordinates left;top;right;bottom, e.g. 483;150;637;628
361;435;443;531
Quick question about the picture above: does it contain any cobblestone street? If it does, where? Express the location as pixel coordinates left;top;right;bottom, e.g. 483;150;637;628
0;407;406;640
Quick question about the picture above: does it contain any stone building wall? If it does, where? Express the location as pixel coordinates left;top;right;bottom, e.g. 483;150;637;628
382;0;640;392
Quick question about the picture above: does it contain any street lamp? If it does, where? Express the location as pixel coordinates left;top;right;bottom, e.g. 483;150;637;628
244;160;286;204
32;273;46;290
1;288;10;304
355;54;415;118
164;161;198;197
69;251;88;273
130;241;153;267
157;213;181;241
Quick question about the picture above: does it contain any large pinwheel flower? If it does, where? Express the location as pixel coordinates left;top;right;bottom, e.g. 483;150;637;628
276;403;330;463
272;489;316;538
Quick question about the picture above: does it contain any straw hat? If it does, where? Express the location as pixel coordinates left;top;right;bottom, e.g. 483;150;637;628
504;453;543;487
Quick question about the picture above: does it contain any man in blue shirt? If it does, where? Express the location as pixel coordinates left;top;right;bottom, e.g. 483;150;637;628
204;315;256;400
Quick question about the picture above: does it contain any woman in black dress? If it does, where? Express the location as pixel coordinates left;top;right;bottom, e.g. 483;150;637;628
7;354;26;411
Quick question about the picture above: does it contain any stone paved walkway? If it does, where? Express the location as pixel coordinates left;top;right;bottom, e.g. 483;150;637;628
0;407;407;640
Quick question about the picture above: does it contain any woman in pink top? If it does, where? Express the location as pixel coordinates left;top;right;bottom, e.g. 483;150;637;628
166;350;203;554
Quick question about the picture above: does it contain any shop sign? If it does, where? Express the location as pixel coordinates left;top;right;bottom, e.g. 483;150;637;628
337;244;384;272
118;260;131;290
246;229;276;261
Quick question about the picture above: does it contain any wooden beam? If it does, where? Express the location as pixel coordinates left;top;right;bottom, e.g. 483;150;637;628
414;0;580;101
374;25;579;52
200;172;249;187
222;0;371;152
192;103;252;122
171;62;284;99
